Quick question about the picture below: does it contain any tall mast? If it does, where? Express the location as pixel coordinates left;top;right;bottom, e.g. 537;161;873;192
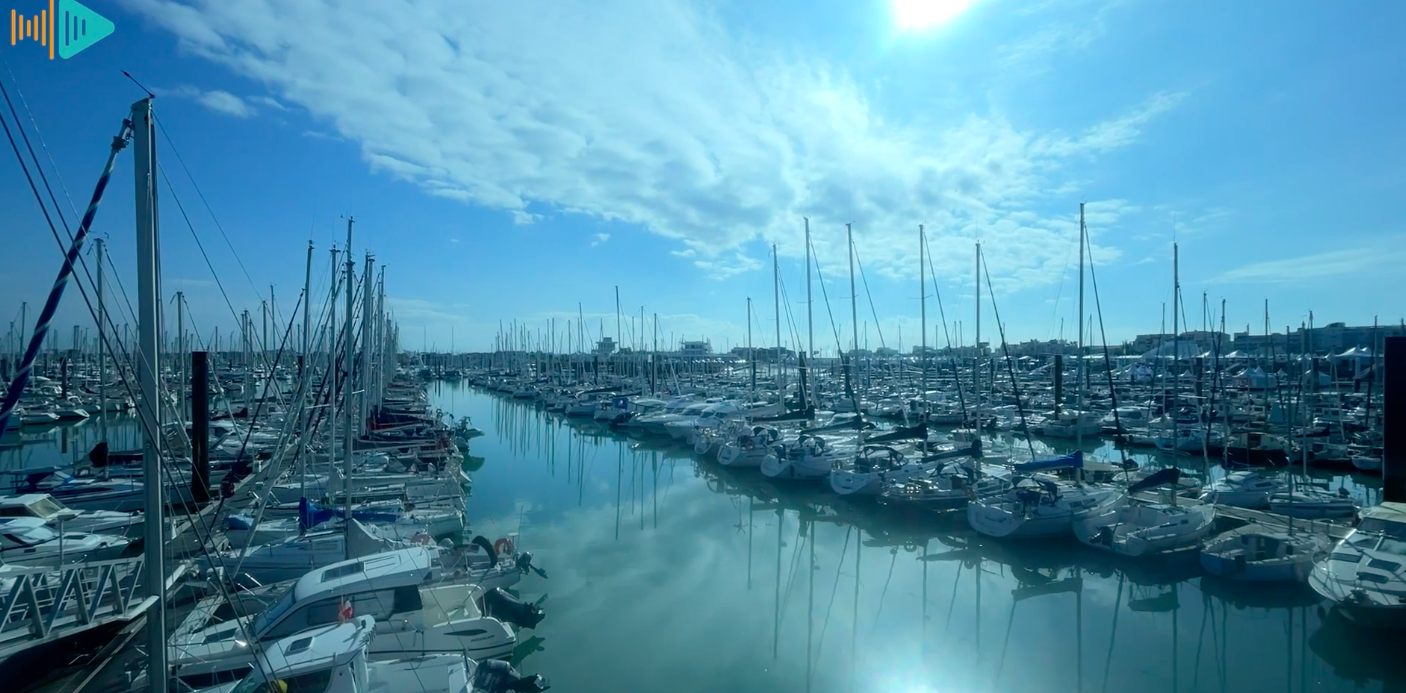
773;243;782;396
132;97;167;691
96;237;106;446
848;225;859;412
343;218;356;556
747;297;755;393
805;217;813;393
974;241;981;430
1077;204;1086;453
1172;231;1180;458
920;225;927;401
361;253;375;435
176;291;185;428
302;241;313;378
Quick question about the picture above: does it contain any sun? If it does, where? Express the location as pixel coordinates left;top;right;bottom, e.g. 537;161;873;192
892;0;978;31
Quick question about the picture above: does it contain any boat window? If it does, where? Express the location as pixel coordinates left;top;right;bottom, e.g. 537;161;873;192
280;669;333;693
350;589;399;619
321;561;365;582
28;497;64;516
393;585;423;613
1357;517;1406;540
253;586;298;635
263;596;342;640
1;525;55;546
0;507;32;518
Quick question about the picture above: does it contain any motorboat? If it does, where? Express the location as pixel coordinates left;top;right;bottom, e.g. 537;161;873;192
185;616;547;693
6;470;146;513
1073;468;1216;556
0;517;135;566
172;548;544;689
1200;529;1332;582
0;492;143;536
1308;502;1406;628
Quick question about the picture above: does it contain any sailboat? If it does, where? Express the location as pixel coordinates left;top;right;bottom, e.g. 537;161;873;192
1072;467;1216;556
966;452;1119;539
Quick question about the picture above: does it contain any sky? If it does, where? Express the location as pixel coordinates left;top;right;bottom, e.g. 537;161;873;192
1;0;1405;356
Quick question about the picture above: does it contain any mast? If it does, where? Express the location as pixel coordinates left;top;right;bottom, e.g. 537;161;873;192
325;243;339;522
773;243;782;397
1172;233;1180;458
974;241;981;430
133;97;168;690
805;217;813;398
615;285;622;381
1077;203;1086;453
176;291;185;428
920;225;927;402
361;253;375;435
96;238;106;446
848;225;859;413
748;297;755;393
302;241;313;379
343;218;356;555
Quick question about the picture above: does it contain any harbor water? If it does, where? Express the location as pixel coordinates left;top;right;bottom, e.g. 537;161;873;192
429;382;1399;693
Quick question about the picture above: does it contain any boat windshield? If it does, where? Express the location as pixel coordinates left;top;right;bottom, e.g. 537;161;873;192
253;585;298;635
2;524;57;545
1356;517;1406;555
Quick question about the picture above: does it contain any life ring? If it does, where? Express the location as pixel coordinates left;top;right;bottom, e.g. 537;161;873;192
493;537;515;557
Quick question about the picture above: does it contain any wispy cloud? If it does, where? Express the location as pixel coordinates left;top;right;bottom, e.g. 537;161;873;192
590;233;610;247
156;84;283;118
692;252;763;280
1210;246;1406;284
126;0;1181;291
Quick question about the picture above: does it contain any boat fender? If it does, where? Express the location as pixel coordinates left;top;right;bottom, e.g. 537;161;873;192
494;536;516;557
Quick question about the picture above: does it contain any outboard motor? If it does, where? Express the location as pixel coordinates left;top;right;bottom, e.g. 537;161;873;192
473;660;550;693
515;551;549;579
482;587;546;629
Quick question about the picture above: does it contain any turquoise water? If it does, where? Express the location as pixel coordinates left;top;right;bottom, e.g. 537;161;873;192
432;381;1398;693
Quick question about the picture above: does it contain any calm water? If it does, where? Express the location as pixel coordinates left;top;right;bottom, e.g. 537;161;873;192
431;381;1400;693
1;391;1395;692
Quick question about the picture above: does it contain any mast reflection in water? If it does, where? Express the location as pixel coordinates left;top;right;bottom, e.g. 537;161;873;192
432;381;1398;693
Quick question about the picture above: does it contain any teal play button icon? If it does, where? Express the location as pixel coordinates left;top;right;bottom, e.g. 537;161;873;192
57;0;113;59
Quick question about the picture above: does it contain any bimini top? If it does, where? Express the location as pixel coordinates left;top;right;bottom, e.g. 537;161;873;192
292;547;434;603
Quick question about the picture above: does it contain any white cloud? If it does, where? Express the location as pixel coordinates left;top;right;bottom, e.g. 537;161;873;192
590;233;610;247
125;0;1178;289
1210;246;1406;284
157;84;284;118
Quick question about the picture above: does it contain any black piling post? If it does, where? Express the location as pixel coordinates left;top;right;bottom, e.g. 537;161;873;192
191;351;211;503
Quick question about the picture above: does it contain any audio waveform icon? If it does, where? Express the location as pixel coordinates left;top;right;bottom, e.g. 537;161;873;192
9;0;112;59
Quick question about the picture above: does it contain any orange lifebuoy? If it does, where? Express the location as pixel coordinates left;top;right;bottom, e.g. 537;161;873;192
493;537;515;557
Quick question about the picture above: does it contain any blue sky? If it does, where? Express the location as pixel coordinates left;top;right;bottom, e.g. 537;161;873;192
2;0;1404;356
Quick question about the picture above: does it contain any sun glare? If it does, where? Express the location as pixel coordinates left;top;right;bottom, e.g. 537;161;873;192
892;0;977;31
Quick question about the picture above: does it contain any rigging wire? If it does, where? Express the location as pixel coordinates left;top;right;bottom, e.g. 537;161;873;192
979;251;1039;462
